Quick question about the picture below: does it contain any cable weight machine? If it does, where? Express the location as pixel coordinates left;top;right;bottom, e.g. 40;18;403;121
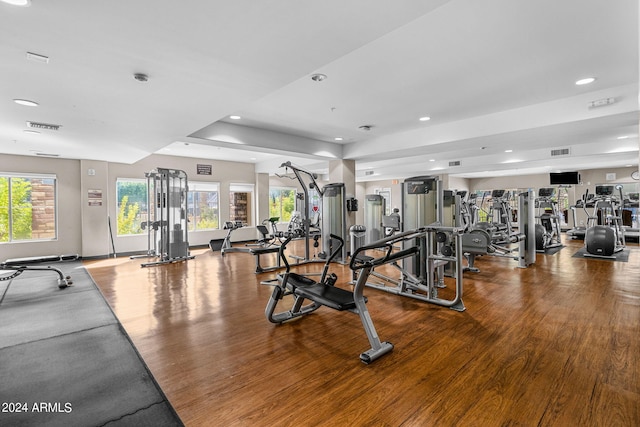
137;168;194;267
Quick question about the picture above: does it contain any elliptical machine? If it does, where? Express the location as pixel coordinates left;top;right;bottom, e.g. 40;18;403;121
583;185;626;258
534;188;563;252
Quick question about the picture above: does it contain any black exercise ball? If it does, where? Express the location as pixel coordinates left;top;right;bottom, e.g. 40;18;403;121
585;226;615;256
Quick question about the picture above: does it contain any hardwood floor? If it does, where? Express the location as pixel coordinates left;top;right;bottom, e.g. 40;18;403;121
85;237;640;426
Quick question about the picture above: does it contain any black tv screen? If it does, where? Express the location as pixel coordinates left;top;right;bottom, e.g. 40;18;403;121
550;171;580;185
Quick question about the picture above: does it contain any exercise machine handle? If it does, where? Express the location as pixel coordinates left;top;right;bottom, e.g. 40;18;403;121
349;228;424;270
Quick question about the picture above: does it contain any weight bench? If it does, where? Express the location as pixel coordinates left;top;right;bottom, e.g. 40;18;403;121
266;230;429;364
250;246;282;274
0;254;78;289
286;272;360;311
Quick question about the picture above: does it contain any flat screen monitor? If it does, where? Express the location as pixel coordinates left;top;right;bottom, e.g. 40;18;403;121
550;171;580;185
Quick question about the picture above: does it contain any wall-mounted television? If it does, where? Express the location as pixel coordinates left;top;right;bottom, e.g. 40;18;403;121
550;171;580;185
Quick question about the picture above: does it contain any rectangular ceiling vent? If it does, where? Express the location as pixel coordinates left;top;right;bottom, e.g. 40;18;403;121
365;170;375;176
35;152;60;157
27;121;61;131
551;148;570;157
449;160;461;167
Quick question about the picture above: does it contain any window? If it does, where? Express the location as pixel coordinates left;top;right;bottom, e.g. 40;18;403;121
188;182;219;231
116;178;148;236
269;187;296;222
229;183;254;225
0;173;57;243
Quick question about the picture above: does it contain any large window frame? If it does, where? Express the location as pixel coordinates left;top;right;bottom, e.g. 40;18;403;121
269;187;297;222
188;181;220;232
0;173;57;243
116;178;148;236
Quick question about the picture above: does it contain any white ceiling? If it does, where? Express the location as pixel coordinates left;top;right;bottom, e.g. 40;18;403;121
1;0;638;182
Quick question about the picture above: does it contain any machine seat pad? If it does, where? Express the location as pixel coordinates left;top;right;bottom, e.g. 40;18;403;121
286;272;357;311
353;253;375;263
250;246;281;255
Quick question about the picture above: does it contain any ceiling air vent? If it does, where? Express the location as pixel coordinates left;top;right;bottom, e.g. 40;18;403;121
551;148;570;157
365;170;375;176
35;152;60;157
27;121;61;131
449;160;461;167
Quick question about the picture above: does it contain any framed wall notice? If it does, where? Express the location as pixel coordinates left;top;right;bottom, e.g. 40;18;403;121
88;189;102;206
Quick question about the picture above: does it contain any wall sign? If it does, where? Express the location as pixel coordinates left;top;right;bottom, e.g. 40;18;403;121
88;189;102;206
197;164;212;175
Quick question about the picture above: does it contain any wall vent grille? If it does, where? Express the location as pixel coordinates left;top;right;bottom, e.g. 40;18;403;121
449;160;461;167
551;148;570;157
27;121;61;131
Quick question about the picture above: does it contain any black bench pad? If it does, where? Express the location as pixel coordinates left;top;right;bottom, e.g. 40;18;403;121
287;273;357;311
250;246;281;255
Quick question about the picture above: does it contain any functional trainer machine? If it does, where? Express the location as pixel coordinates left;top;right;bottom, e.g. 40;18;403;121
136;168;194;267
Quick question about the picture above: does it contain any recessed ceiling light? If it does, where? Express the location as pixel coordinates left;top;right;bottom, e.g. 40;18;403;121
334;137;343;141
26;51;49;64
229;115;241;120
617;135;629;139
133;73;149;82
419;116;431;121
1;0;31;6
13;99;39;107
429;159;435;162
311;73;327;82
576;77;596;85
314;151;336;158
23;129;40;134
505;149;513;153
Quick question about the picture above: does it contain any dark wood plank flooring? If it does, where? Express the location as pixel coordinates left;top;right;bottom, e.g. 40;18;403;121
85;237;640;426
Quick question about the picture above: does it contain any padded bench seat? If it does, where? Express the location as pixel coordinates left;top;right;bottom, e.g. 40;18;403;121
285;272;358;311
250;246;281;273
249;246;280;255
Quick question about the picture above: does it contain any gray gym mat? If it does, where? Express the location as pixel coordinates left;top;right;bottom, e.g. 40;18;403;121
0;262;183;427
571;247;629;262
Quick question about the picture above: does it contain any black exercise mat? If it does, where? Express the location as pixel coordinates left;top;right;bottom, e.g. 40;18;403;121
0;262;183;427
572;247;629;262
